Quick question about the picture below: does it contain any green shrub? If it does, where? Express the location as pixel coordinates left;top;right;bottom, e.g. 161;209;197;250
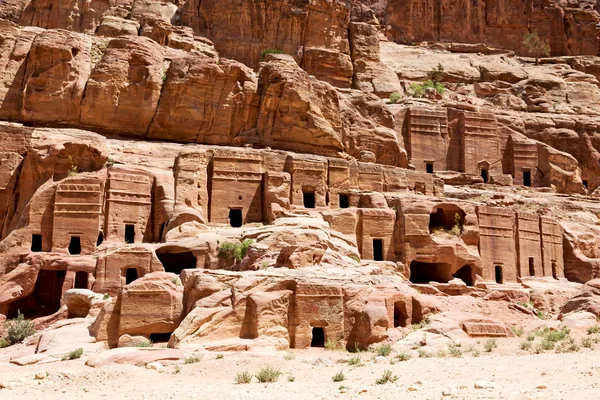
427;63;445;82
540;338;555;351
184;353;203;364
409;80;444;98
216;354;224;360
471;348;480;357
375;370;397;385
389;92;402;104
63;348;83;361
287;374;295;382
255;365;282;383
581;338;593;349
325;338;341;351
5;311;35;345
235;371;253;384
510;326;524;337
417;348;431;358
376;344;392;357
332;371;345;382
587;325;599;335
283;351;296;361
68;156;78;176
137;339;153;348
0;338;9;348
448;345;462;358
520;340;532;351
347;356;362;366
526;333;535;342
218;239;254;262
522;32;550;64
396;351;411;361
484;339;497;352
349;254;360;263
173;364;182;374
261;48;286;60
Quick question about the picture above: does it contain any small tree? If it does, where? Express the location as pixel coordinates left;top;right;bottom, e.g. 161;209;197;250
522;32;550;64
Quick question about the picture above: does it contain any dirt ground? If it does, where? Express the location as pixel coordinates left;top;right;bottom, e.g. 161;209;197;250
0;345;599;400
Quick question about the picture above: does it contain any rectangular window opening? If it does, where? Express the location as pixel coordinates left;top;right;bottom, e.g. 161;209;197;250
339;194;349;209
373;239;384;261
303;191;315;208
124;224;135;244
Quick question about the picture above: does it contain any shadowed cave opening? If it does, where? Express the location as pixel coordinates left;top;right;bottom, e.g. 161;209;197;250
495;266;503;284
31;234;42;252
523;170;531;187
311;327;325;347
125;224;135;244
156;250;197;275
410;261;451;284
394;301;408;328
481;168;489;183
452;265;474;286
303;191;315;208
529;257;535;276
74;271;88;289
68;236;81;255
150;333;172;343
373;239;384;261
7;270;66;318
125;268;138;284
339;194;349;208
229;208;243;227
429;206;465;234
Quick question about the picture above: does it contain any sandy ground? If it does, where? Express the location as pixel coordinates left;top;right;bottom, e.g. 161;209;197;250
0;345;599;400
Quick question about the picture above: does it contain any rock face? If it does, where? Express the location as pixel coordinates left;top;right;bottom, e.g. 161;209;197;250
0;0;600;357
382;0;600;57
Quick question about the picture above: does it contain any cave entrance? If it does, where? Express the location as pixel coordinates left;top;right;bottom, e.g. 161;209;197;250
393;301;408;328
156;250;197;275
452;265;474;286
425;162;434;174
551;261;557;279
8;270;66;319
495;266;503;284
583;180;588;189
523;170;531;187
150;333;172;343
529;257;535;276
372;239;384;261
125;268;138;284
31;234;42;252
310;327;325;347
409;261;451;284
125;224;135;244
74;271;88;289
480;168;489;183
68;236;81;255
229;208;243;228
303;191;315;208
429;206;465;234
339;194;349;209
97;231;104;246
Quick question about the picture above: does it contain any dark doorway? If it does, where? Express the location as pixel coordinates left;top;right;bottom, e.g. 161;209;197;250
523;170;531;187
452;265;473;286
373;239;384;261
583;180;588;189
495;266;503;284
19;270;65;318
31;234;42;252
125;268;138;284
551;261;557;279
229;208;243;227
429;207;465;233
125;224;135;243
97;231;104;246
528;257;535;276
303;191;315;208
481;168;489;183
393;302;408;328
68;236;81;255
74;271;88;289
310;327;325;347
156;251;197;275
339;194;349;209
410;261;451;283
425;162;434;174
150;333;172;343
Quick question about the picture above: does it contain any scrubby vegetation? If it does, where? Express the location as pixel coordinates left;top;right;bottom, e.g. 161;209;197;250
255;365;282;383
62;348;83;360
218;239;253;262
261;48;286;60
235;371;253;384
2;311;35;346
389;92;402;104
522;32;550;64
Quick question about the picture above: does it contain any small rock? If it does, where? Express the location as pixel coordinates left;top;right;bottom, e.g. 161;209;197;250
536;385;547;390
407;385;418;392
146;361;164;370
34;372;45;380
474;380;500;389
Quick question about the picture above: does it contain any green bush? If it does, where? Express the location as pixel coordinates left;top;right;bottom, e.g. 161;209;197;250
448;345;462;358
587;325;599;335
347;356;362;366
389;92;402;104
520;340;532;351
510;326;525;337
261;48;286;60
5;311;35;345
396;351;411;361
332;371;345;382
137;339;153;348
235;371;253;384
376;344;392;357
255;365;282;383
184;353;203;364
409;80;444;98
63;347;83;360
522;32;550;63
375;370;397;385
218;239;253;262
484;339;497;352
427;63;445;82
325;338;340;351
